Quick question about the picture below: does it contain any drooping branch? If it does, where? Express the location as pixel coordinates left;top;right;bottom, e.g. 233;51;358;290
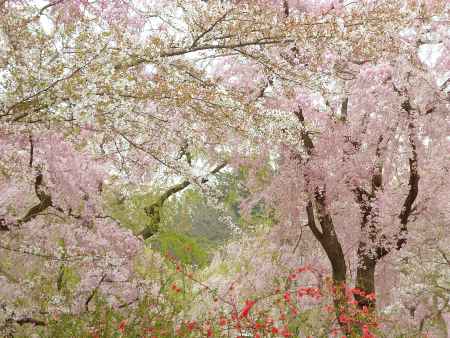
117;131;182;175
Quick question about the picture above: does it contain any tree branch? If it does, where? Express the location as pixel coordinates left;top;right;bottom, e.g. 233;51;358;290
14;317;46;326
139;162;227;239
39;0;64;15
29;134;34;168
306;201;322;240
396;107;419;251
191;9;232;48
85;273;107;311
18;173;52;225
293;107;314;155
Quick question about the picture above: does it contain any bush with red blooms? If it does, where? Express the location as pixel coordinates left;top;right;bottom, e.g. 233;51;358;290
171;267;379;337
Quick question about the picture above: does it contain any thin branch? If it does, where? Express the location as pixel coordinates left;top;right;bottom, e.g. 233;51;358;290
38;0;64;15
191;9;232;47
29;134;34;168
292;224;305;254
85;273;107;311
116;131;181;174
4;45;106;121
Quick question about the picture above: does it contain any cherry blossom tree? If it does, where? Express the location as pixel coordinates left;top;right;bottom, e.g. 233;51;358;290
0;0;449;335
209;2;449;332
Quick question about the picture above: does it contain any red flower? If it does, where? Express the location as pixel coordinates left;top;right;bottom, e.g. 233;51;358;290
362;324;374;338
297;287;321;299
218;317;227;326
338;314;351;324
290;306;298;316
288;273;298;281
350;288;363;296
186;321;196;331
118;319;127;333
365;293;376;301
297;266;310;273
240;300;256;318
283;291;291;303
271;327;279;334
323;305;334;313
281;327;292;337
349;298;358;306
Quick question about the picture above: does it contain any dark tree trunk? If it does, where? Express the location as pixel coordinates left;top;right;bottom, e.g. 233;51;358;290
355;250;377;309
321;234;347;284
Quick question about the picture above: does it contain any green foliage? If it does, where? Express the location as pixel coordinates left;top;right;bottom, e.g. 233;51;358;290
164;188;233;243
150;230;210;267
104;186;159;234
103;180;237;266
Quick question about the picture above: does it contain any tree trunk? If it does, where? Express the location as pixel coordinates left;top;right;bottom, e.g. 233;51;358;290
355;249;377;309
305;201;348;331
